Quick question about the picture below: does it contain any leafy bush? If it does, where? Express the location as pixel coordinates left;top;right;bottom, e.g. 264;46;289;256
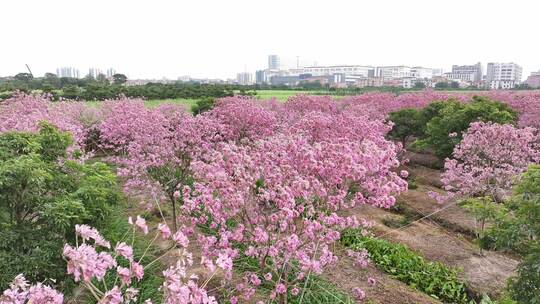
508;249;540;304
482;165;540;303
414;97;518;159
0;124;119;290
340;229;469;304
191;96;215;115
97;208;164;304
387;108;423;146
407;176;418;189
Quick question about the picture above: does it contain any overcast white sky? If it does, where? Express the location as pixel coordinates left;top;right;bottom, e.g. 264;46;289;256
1;0;539;79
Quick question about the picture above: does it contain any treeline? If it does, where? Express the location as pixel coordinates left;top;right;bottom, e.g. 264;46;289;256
0;73;247;100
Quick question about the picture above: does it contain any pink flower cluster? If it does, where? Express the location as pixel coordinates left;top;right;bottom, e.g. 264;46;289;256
0;93;86;148
0;274;63;304
437;121;540;203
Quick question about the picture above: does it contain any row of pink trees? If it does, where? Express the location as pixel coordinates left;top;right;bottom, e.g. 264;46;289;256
438;122;540;203
95;95;407;302
0;93;407;302
2;90;540;302
433;121;540;249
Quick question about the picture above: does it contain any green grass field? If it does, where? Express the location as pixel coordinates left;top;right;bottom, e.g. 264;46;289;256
84;90;341;110
144;98;197;108
255;90;309;101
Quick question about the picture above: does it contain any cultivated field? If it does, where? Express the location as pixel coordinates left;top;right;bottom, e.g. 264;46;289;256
0;90;539;304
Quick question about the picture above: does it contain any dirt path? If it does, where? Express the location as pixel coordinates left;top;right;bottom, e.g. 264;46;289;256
349;204;519;298
403;151;441;169
397;184;478;237
405;164;443;188
323;249;441;304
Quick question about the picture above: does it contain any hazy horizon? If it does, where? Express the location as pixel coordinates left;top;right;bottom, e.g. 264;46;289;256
1;0;539;79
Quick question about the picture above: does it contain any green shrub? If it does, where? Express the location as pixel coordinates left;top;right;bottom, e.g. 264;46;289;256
0;124;119;290
410;97;518;159
340;229;469;304
483;165;540;303
387;108;423;146
508;249;540;304
407;176;418;189
191;97;216;115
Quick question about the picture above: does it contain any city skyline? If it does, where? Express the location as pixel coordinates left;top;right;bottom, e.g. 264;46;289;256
1;0;540;80
2;59;537;82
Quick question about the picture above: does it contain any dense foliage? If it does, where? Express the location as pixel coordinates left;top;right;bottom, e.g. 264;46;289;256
419;97;517;158
476;165;540;303
388;96;518;158
437;122;539;203
340;229;469;304
1;90;540;303
0;76;236;101
0;124;119;290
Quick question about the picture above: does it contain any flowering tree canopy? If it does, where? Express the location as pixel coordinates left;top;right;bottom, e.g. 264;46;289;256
437;122;539;203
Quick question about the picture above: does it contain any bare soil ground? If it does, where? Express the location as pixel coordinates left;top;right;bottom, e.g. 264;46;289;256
403;151;442;170
323;250;441;304
405;164;443;188
397;184;478;237
348;204;519;299
119;159;520;303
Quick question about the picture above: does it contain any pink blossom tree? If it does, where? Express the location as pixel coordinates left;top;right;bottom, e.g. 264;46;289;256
1;217;225;304
181;128;406;302
439;122;539;203
0;93;86;149
435;122;540;246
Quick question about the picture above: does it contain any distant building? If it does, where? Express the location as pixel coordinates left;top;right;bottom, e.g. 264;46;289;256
269;75;300;86
256;69;282;84
88;67;103;78
106;68;116;78
410;67;433;79
288;65;375;78
486;62;522;89
177;75;191;82
375;66;414;79
268;55;280;70
447;63;483;83
432;68;444;77
525;71;540;88
56;67;80;78
236;72;253;85
350;77;384;88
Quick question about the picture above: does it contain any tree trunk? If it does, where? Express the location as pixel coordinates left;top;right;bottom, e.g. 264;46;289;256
170;195;178;232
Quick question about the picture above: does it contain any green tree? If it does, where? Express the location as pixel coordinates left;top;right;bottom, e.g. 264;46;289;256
481;165;540;303
62;85;83;99
112;73;127;85
387;108;423;146
0;123;119;289
450;81;460;89
418;96;517;159
414;82;426;89
435;82;449;89
14;73;33;82
191;97;215;115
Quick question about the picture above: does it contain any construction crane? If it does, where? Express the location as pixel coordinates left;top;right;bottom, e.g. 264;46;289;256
25;64;33;77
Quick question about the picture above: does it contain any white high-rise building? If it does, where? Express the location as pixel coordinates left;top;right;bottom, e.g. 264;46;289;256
288;65;374;78
376;66;413;79
88;67;103;78
447;63;483;83
236;72;253;85
486;62;522;89
268;55;280;70
410;67;433;79
106;68;116;78
56;67;80;78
